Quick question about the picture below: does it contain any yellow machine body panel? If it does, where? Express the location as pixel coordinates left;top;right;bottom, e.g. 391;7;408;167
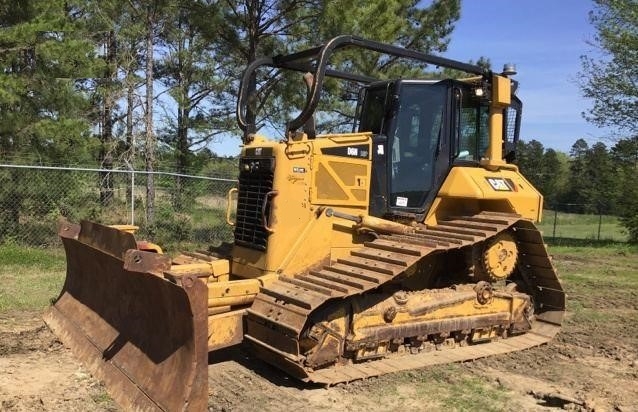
230;132;372;279
425;165;544;225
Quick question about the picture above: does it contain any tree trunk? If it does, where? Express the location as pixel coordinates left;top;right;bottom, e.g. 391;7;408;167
99;30;116;205
245;0;259;134
174;104;188;210
125;48;136;206
145;7;155;226
173;22;187;211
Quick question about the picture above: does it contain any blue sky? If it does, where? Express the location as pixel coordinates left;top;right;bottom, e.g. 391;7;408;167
446;0;606;153
213;0;605;156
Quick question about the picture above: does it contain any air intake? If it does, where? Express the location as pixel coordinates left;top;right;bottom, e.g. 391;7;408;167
234;156;275;251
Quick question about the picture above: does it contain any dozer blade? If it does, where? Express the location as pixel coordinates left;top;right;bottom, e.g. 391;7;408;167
43;221;209;411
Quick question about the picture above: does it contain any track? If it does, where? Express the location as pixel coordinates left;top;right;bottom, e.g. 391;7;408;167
245;211;565;383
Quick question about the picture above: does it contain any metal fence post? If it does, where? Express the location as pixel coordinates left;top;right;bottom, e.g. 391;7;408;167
131;169;135;226
124;161;136;226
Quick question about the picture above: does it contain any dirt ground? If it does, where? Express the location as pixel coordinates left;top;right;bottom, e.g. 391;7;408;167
1;251;637;411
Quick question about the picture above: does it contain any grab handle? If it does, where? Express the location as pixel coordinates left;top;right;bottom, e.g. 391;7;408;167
261;190;278;233
225;188;238;226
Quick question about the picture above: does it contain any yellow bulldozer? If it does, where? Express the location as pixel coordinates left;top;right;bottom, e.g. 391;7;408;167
44;35;564;411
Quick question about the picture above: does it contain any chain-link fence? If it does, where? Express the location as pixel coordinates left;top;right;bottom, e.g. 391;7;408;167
0;164;629;249
539;203;628;243
0;164;237;250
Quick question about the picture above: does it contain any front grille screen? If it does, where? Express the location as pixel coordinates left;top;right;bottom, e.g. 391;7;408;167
234;156;275;251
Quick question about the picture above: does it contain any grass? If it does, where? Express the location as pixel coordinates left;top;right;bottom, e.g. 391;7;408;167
0;244;66;312
444;375;510;411
538;210;628;242
550;243;638;342
351;364;513;411
551;243;638;287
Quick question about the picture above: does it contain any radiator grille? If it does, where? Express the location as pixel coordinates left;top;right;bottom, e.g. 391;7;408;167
234;157;275;251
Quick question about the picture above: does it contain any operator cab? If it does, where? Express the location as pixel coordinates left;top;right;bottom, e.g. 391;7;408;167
357;79;520;219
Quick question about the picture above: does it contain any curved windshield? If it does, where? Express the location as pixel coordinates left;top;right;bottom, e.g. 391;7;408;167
390;83;446;209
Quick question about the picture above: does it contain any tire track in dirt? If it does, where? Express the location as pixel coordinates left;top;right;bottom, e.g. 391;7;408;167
0;325;62;356
208;347;328;411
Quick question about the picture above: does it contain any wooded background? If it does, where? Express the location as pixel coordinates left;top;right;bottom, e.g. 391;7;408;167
0;0;635;243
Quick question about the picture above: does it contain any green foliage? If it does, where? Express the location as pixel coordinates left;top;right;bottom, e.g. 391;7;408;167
517;135;637;243
577;0;637;240
619;213;638;243
0;167;116;245
611;136;638;242
154;0;234;211
0;1;104;239
1;0;467;227
199;155;238;178
564;140;618;214
579;0;638;135
0;1;100;164
150;204;194;246
516;139;567;206
4;1;633;246
206;0;462;135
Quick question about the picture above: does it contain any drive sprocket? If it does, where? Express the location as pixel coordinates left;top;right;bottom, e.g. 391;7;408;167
475;231;518;282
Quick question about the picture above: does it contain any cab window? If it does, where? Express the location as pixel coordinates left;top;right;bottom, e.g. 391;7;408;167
457;90;489;161
390;83;446;208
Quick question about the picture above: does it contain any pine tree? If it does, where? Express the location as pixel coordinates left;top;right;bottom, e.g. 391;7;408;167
611;136;638;242
155;1;230;209
0;0;102;239
515;140;566;207
540;149;564;206
202;0;461;137
564;139;591;213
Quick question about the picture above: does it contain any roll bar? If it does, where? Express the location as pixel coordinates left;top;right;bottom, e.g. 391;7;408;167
236;35;491;141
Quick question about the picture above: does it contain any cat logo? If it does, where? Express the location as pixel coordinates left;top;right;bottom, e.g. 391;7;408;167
486;177;515;192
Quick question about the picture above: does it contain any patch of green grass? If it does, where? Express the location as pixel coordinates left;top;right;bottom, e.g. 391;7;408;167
90;388;116;407
0;244;66;312
369;365;518;411
442;375;510;411
550;244;638;341
552;244;638;282
538;210;628;242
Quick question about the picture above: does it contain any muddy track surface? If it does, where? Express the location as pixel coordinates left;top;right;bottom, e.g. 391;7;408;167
2;249;638;412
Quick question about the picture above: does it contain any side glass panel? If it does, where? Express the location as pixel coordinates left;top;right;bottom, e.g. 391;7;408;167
357;86;388;134
457;90;489;161
390;83;446;209
503;97;522;162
